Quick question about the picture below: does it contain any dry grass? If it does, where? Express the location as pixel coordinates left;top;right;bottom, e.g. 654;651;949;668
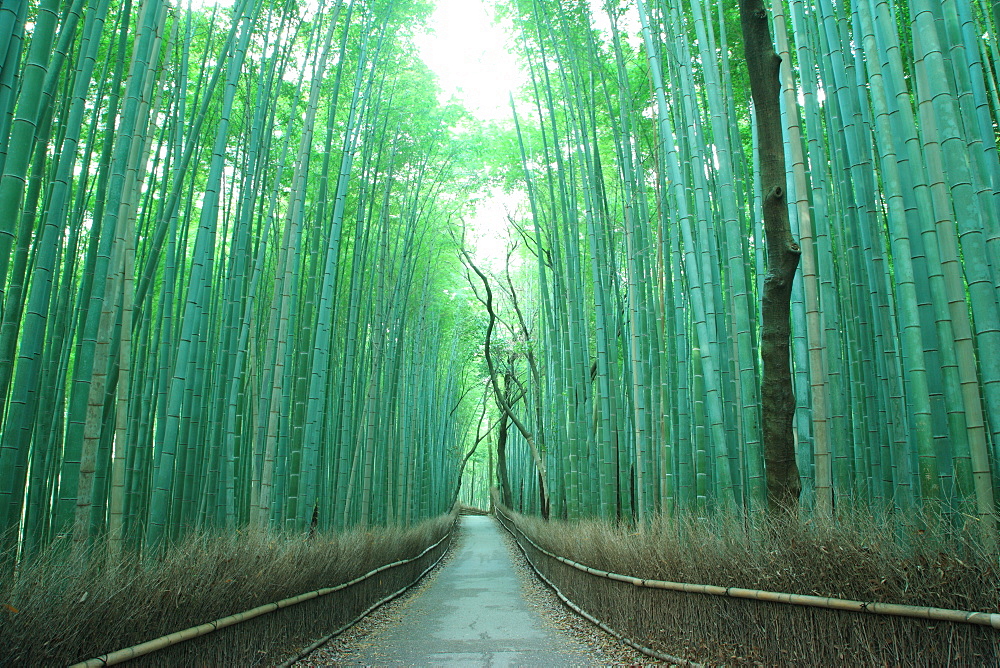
508;506;1000;666
0;513;455;666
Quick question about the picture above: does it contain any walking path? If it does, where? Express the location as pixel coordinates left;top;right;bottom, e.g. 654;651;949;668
333;515;595;666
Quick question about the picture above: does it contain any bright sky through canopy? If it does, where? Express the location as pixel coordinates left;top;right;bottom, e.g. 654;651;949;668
414;0;525;122
412;0;530;269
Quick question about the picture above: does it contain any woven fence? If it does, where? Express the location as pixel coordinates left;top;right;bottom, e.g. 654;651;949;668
66;521;455;667
497;506;999;666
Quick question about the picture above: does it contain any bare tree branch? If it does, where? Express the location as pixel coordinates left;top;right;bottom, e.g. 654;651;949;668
460;246;549;517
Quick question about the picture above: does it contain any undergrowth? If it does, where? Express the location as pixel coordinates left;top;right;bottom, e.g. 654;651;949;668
509;505;1000;665
0;512;455;666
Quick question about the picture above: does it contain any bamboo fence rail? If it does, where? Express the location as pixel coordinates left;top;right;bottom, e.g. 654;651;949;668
495;506;701;666
496;506;1000;630
69;523;455;667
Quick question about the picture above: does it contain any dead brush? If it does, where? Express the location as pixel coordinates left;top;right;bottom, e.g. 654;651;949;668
510;506;1000;665
0;513;454;666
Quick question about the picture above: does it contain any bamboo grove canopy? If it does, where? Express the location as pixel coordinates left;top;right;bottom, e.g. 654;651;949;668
2;0;1000;561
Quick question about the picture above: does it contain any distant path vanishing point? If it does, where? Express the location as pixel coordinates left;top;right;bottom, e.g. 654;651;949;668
336;514;596;667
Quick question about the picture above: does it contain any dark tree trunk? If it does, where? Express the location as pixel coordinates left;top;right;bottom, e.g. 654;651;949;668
740;0;802;511
496;375;514;509
464;251;549;517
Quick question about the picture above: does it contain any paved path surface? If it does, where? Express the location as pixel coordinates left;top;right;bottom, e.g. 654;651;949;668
346;515;594;666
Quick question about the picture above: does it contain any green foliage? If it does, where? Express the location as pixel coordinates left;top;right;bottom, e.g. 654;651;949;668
2;0;1000;580
0;0;481;560
491;0;1000;542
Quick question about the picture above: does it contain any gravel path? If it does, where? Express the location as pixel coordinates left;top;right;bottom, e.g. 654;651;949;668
293;515;663;667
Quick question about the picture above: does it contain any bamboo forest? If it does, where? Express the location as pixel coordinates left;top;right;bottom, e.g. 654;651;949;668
2;0;1000;664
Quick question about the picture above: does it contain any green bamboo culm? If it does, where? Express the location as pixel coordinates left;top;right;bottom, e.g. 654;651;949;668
493;0;1000;540
0;0;472;561
2;0;1000;569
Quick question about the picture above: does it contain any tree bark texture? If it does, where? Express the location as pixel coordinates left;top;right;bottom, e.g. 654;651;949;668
497;410;513;508
496;369;515;508
740;0;802;510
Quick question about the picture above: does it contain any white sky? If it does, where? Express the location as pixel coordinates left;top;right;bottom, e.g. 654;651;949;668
186;0;637;268
412;1;529;268
413;0;638;269
414;0;638;122
187;0;636;123
413;0;526;123
462;187;529;271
